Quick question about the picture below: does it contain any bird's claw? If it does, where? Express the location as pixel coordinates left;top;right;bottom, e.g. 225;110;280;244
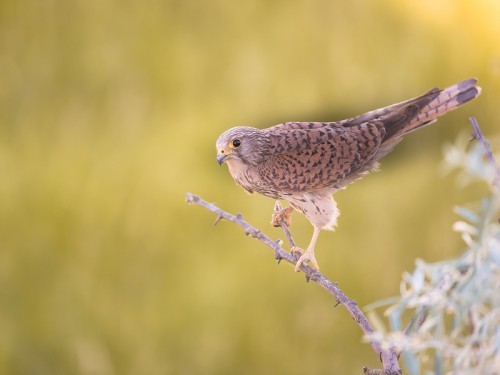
271;202;294;227
291;246;320;272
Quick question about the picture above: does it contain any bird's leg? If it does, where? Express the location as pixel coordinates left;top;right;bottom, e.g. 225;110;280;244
292;226;321;272
271;201;294;227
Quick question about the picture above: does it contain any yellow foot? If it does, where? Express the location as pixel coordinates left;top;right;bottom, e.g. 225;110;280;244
271;201;294;227
291;246;320;272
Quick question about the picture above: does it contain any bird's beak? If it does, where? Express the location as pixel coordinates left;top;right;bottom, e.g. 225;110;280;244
217;153;228;166
217;148;231;165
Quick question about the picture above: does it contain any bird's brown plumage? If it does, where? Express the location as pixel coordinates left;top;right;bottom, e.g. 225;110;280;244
216;78;481;270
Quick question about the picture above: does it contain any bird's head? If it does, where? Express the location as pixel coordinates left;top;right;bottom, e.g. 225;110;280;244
216;126;267;166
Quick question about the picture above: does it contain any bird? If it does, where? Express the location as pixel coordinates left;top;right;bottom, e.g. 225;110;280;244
216;78;481;272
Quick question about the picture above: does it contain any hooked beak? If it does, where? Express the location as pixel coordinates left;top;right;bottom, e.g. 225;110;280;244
217;148;232;165
217;153;228;166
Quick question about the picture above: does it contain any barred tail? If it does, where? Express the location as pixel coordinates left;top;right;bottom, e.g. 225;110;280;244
383;78;481;141
406;78;480;131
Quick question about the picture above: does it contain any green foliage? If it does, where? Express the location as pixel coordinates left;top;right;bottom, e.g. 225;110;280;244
367;134;500;375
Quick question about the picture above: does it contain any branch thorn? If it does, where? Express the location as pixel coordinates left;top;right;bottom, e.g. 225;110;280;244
213;214;223;226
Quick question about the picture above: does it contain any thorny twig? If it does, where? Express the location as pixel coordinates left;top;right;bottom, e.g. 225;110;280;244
469;116;500;189
186;193;401;375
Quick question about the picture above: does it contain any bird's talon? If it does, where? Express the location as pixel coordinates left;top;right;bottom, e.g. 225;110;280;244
293;248;320;272
271;203;294;227
290;246;304;258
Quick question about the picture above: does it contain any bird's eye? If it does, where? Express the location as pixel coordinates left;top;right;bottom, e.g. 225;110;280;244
231;139;241;148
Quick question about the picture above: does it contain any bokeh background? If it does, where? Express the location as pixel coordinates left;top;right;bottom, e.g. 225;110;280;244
1;0;499;374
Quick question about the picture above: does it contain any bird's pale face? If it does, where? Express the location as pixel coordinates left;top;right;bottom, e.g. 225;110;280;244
216;126;267;166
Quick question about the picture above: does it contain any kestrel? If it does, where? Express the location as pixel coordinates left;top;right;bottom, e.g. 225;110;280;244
216;79;481;271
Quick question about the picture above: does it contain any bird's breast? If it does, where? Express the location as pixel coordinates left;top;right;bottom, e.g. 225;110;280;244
226;159;281;199
226;159;257;194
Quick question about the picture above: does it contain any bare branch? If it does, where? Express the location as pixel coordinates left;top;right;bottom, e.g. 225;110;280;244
186;193;401;374
470;116;500;189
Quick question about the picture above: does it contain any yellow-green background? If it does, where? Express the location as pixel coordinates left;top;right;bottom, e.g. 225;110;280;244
1;0;498;374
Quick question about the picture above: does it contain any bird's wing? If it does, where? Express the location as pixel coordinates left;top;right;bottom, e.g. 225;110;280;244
256;122;386;192
254;79;481;194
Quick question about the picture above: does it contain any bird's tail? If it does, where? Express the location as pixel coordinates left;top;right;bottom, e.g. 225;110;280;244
382;78;481;140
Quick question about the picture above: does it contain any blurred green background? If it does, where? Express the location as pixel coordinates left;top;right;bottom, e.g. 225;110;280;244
1;0;499;374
